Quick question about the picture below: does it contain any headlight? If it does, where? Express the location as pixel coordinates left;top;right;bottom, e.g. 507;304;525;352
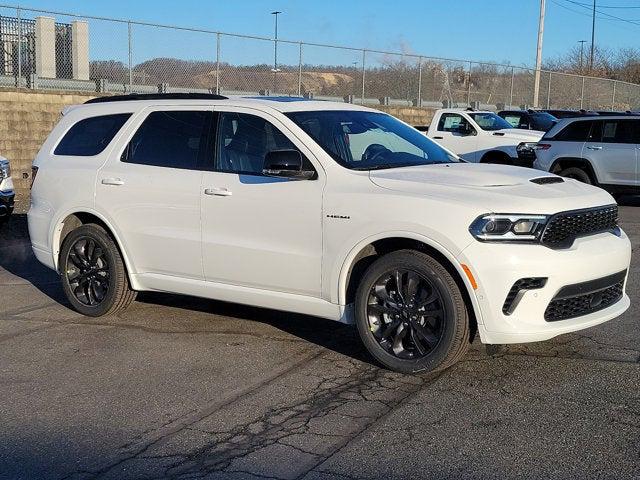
469;214;549;242
0;160;9;181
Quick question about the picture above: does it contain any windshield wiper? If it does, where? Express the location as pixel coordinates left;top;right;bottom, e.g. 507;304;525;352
352;163;425;171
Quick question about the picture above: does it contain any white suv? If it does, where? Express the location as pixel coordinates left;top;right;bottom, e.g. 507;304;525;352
28;94;632;373
534;116;640;196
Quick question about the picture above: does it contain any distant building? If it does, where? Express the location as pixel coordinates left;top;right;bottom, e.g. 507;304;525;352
0;15;88;82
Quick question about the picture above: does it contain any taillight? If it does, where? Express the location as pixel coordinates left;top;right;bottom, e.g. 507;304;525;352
534;144;551;151
30;166;38;189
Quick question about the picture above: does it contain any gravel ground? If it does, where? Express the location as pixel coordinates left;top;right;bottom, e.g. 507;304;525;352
0;196;638;480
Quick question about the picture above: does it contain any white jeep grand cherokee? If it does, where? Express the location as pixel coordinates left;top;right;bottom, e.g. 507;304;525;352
28;94;631;373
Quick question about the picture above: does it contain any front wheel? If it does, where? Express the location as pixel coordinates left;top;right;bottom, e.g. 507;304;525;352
558;167;592;185
60;224;136;317
354;250;470;374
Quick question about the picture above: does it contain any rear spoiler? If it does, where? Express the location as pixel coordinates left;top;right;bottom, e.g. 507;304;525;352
61;105;81;116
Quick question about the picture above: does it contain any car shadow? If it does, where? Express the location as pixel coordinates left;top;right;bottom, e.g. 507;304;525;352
0;214;369;363
617;195;640;207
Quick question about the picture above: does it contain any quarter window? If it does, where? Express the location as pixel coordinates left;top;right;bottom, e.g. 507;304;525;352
216;112;300;175
554;121;592;142
122;111;213;170
54;113;131;156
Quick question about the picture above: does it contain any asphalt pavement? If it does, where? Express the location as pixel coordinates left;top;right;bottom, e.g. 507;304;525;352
0;198;638;480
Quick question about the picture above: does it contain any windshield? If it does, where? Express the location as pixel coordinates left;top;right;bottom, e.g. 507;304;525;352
286;110;459;170
469;112;513;131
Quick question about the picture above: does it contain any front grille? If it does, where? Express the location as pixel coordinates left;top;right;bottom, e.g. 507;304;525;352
541;205;618;248
502;277;547;315
544;270;626;322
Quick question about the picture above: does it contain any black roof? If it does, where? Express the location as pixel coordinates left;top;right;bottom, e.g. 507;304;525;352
85;93;228;104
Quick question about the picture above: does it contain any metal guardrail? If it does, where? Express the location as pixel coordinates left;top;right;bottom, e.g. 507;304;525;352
0;3;639;110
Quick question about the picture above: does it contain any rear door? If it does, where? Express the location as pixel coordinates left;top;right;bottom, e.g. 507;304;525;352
431;113;479;161
96;107;213;280
582;119;638;186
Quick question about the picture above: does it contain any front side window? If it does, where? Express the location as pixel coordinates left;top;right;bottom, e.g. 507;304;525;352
530;112;557;131
468;112;513;131
122;111;213;170
501;113;523;128
287;110;459;170
437;113;471;132
55;113;131;156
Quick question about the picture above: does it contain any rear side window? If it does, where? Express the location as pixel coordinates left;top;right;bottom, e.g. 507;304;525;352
122;111;213;170
593;120;639;144
552;120;592;141
54;113;131;156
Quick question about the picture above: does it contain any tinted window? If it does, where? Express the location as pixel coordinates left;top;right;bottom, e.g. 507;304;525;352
501;113;524;128
54;113;131;156
122;111;213;170
287;110;458;170
216;112;299;175
468;112;513;131
553;120;593;141
594;120;638;144
530;112;557;131
437;113;471;132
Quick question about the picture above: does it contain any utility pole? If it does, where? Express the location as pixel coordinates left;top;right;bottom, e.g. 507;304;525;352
589;0;596;72
533;0;546;108
578;40;587;73
271;11;282;93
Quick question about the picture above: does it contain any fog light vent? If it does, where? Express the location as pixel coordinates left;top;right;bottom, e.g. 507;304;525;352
502;277;548;315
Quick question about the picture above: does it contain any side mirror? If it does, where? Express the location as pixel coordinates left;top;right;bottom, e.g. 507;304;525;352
457;123;474;136
262;150;315;180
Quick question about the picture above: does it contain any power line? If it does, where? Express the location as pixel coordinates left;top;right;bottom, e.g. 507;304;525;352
558;0;640;25
569;0;640;8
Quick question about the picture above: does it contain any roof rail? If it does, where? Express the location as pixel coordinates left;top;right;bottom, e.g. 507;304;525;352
84;93;228;104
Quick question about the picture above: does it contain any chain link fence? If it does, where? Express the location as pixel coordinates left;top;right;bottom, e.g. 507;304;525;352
1;4;640;111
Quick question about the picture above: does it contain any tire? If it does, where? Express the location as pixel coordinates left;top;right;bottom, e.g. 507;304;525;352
354;250;470;374
60;224;136;317
558;166;592;185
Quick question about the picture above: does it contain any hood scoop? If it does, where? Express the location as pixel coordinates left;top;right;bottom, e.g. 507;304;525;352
530;177;565;185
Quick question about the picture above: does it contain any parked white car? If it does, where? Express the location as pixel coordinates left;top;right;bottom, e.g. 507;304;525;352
533;115;640;197
0;156;15;224
425;108;544;165
28;94;631;373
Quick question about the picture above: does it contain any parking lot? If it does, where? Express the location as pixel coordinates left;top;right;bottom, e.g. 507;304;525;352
0;199;638;480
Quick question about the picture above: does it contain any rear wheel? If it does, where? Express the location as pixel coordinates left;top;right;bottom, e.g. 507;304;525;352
60;224;136;317
558;166;592;185
354;250;470;374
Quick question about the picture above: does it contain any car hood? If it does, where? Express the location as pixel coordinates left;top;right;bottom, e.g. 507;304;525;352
488;128;544;142
368;163;614;213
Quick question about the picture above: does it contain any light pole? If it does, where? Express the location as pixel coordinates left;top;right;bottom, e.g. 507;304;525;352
578;40;587;73
533;0;546;108
271;11;282;93
589;0;596;72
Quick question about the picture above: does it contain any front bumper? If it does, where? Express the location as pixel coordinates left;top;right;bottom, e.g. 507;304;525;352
458;229;631;344
0;190;14;219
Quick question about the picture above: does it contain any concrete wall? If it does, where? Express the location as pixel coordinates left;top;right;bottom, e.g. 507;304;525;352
0;88;436;197
0;89;99;194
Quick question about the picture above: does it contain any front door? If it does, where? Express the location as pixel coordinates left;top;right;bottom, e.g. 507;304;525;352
432;113;479;161
200;107;324;297
96;107;213;280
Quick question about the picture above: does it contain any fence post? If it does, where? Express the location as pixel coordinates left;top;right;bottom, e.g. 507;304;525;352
361;49;366;104
509;67;515;108
297;42;303;97
127;21;133;90
417;56;423;107
17;7;22;87
580;76;585;109
467;61;472;106
546;72;551;109
216;33;221;94
611;80;616;110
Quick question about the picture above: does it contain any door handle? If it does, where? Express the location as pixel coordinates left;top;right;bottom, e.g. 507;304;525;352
586;146;603;151
101;178;125;186
204;187;232;197
433;136;444;139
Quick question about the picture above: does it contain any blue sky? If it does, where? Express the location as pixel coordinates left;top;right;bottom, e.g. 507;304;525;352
5;0;640;67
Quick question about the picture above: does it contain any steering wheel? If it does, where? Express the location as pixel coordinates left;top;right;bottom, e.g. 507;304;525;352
362;144;390;162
